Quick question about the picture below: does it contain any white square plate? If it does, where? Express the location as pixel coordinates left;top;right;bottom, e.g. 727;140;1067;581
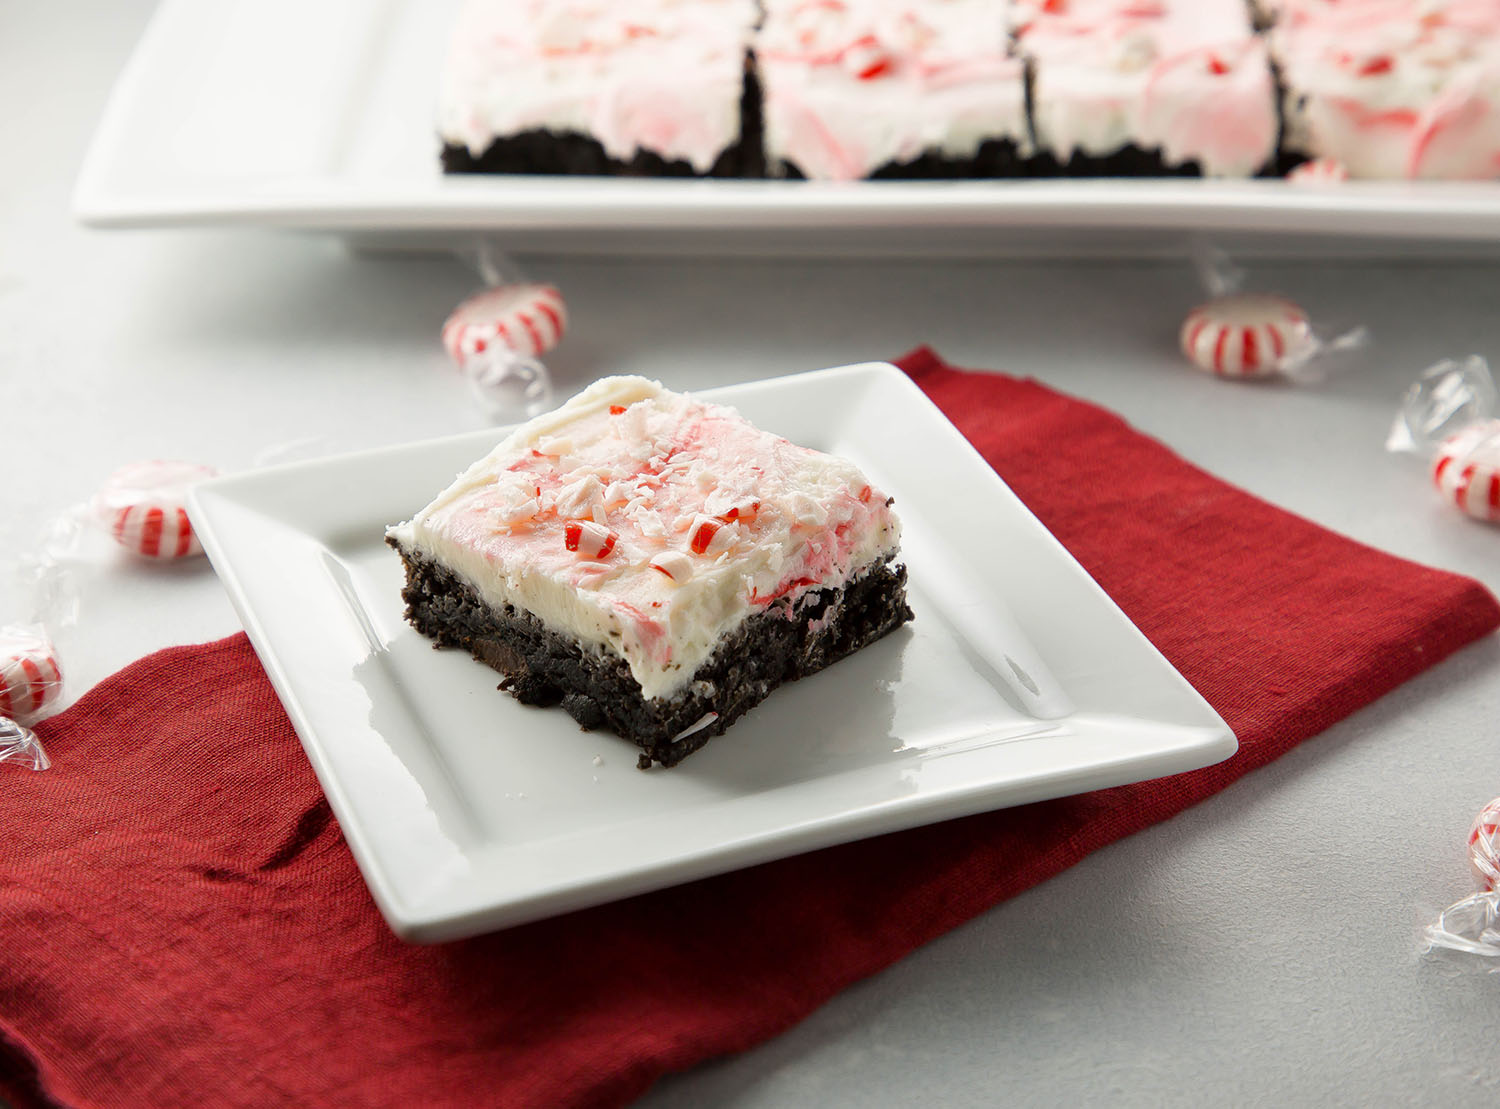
188;363;1235;942
74;0;1500;252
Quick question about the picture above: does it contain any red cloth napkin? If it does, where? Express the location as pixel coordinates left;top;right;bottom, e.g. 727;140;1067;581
4;348;1497;1109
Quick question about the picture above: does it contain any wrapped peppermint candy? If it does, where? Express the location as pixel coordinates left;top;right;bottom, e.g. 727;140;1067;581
1387;356;1500;526
442;283;566;371
1179;294;1315;378
0;625;62;725
1179;242;1366;383
1469;797;1500;892
444;243;563;421
91;460;220;559
1421;796;1500;964
0;625;58;771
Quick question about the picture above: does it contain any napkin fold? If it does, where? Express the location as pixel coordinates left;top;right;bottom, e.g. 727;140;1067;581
4;348;1497;1109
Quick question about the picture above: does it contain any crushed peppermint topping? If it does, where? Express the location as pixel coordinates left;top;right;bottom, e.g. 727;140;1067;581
689;516;721;555
554;473;604;519
650;550;694;583
564;520;617;559
673;711;720;741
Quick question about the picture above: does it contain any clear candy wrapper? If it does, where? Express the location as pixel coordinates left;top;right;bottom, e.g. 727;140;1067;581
1387;357;1500;525
0;715;49;772
1181;241;1367;384
1386;356;1498;456
1422;892;1500;964
465;346;555;422
446;241;563;422
1422;798;1500;967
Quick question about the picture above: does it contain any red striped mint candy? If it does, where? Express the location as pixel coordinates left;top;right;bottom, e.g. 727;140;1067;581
442;284;567;371
94;460;219;559
1469;796;1500;890
1432;418;1500;524
1179;294;1312;378
0;627;62;725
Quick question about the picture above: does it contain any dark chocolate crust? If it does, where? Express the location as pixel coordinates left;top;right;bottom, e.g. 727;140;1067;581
1023;142;1206;178
777;137;1032;180
389;540;913;768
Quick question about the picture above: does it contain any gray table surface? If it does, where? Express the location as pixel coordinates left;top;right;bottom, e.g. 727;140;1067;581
6;3;1500;1106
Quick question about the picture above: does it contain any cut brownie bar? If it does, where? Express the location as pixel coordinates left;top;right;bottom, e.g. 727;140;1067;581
439;0;761;177
1011;0;1279;177
386;376;913;768
1267;0;1500;179
756;0;1030;180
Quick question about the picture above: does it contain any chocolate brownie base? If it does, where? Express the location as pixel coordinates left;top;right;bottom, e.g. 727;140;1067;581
442;65;765;177
389;541;913;768
777;137;1031;180
1024;142;1207;177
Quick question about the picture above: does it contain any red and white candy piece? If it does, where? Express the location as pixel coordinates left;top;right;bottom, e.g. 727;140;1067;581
442;284;567;371
94;460;219;560
1432;418;1500;524
650;550;694;583
689;515;727;556
564;520;618;560
1469;796;1500;891
842;34;895;80
1179;294;1312;378
0;627;62;724
1287;158;1349;186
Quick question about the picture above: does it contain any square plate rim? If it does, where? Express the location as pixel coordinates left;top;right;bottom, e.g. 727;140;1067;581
188;361;1237;942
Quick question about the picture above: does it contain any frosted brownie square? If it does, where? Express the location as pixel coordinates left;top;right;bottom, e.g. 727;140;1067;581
1267;0;1500;178
439;0;762;176
1011;0;1278;177
386;376;913;768
757;0;1030;179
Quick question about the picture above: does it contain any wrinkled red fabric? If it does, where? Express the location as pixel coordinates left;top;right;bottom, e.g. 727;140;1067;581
3;348;1496;1109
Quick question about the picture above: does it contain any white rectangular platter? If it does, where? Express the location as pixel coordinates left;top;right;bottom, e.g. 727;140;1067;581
73;0;1500;253
187;363;1236;942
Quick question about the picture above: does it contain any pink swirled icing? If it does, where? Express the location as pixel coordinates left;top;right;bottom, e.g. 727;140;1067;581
439;0;757;172
1269;0;1500;178
1013;0;1277;176
758;0;1028;180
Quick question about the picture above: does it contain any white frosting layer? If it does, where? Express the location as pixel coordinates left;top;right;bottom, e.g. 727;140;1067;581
1270;0;1500;179
758;0;1028;180
388;376;902;701
439;0;757;172
1013;0;1277;177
